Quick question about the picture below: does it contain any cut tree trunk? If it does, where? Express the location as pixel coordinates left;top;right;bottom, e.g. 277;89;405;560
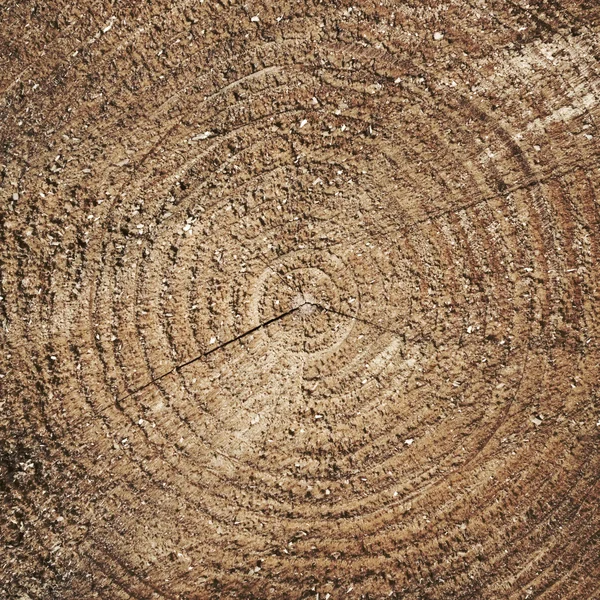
1;2;599;599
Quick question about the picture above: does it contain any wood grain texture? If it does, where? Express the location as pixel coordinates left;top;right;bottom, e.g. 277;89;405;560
1;1;599;599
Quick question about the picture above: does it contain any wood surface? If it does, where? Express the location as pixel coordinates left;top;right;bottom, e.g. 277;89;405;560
1;2;600;598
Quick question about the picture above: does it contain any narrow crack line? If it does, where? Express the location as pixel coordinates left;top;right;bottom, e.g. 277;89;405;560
116;300;403;405
253;255;407;338
400;162;583;233
116;304;305;403
407;157;600;230
311;302;407;339
321;157;600;255
255;257;409;339
183;304;303;363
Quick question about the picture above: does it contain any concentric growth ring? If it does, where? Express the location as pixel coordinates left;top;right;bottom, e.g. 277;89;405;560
2;2;600;599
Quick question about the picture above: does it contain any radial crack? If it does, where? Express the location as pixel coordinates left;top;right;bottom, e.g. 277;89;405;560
311;302;407;339
117;303;306;403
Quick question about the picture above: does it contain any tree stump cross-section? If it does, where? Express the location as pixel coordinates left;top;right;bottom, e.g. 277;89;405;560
1;2;599;599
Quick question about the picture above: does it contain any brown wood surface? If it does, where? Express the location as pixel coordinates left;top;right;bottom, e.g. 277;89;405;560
1;1;600;599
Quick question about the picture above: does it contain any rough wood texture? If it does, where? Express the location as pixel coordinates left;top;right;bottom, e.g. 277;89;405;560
1;2;600;599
